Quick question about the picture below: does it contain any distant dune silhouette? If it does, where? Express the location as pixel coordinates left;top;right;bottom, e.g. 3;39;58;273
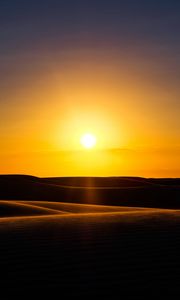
0;174;179;209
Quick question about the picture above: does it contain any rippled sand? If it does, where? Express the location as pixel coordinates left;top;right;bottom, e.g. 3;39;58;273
0;200;180;295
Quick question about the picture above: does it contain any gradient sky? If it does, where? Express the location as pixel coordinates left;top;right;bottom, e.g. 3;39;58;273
0;0;180;177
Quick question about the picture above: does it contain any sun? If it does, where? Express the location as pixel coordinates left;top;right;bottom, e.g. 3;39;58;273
80;133;97;149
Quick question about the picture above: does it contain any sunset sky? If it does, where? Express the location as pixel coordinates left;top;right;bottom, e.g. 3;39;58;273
0;0;180;177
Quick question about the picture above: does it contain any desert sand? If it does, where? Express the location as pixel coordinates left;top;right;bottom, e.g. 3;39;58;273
0;198;180;295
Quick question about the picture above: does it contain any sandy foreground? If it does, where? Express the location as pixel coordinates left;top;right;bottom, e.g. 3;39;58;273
0;200;180;295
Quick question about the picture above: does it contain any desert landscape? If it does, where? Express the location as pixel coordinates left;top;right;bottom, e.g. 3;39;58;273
1;0;180;296
0;176;179;295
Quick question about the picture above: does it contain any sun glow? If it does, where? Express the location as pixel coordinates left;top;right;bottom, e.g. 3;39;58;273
80;133;97;149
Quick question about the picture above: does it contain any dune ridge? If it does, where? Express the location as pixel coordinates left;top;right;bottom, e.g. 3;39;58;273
0;175;180;209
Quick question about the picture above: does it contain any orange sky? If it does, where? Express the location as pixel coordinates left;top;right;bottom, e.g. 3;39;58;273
0;51;179;177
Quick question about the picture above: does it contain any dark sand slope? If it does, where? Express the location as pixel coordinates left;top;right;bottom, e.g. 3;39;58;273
0;200;67;217
20;200;154;213
1;175;180;209
0;200;180;295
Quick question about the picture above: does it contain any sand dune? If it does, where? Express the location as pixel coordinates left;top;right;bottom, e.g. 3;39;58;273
0;175;180;209
0;176;179;295
0;200;178;219
0;200;180;295
20;200;155;214
0;200;67;217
